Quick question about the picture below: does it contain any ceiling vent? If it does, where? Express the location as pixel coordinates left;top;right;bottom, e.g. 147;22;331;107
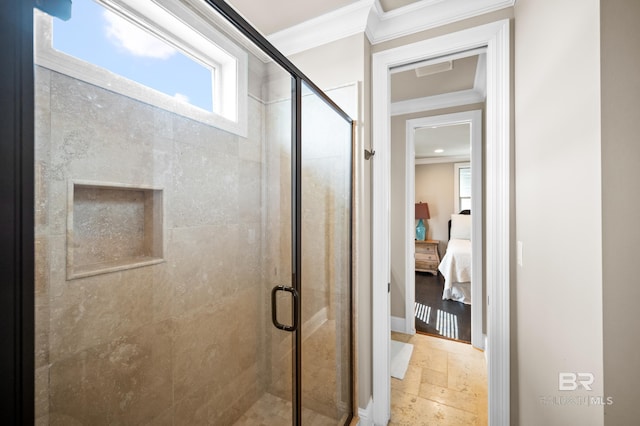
415;60;453;78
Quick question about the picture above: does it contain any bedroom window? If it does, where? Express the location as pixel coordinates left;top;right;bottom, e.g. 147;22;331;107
454;162;471;212
34;0;248;136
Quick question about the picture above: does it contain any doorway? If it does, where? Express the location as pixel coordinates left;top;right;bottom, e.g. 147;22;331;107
403;110;483;348
371;19;511;425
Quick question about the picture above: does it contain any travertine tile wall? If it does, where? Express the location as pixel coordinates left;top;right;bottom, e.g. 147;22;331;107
33;59;294;424
34;62;351;425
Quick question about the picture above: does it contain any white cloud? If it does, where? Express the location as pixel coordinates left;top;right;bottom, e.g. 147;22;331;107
103;10;176;59
174;93;190;103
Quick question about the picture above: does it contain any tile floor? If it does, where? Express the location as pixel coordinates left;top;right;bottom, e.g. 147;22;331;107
232;318;351;426
235;332;487;425
389;332;487;426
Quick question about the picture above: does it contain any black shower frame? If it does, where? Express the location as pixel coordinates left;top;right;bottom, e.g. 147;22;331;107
0;0;354;424
204;2;354;424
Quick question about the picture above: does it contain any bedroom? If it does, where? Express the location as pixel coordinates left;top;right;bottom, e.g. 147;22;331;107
414;140;473;342
389;52;485;349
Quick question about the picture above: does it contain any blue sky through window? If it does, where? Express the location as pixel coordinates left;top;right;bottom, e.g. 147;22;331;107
52;0;213;111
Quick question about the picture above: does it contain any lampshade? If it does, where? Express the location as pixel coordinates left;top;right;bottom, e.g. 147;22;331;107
415;202;430;220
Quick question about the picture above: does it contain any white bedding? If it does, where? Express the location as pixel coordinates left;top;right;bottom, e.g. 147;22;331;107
438;238;471;304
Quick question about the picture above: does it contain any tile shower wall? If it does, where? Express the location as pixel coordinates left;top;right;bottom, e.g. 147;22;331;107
33;58;296;424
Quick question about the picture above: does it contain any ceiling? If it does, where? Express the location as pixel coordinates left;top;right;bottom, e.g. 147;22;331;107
414;123;470;160
393;54;482;160
227;0;424;35
390;55;478;102
227;0;360;35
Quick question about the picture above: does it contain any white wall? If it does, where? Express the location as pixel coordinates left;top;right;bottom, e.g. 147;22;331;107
514;0;604;424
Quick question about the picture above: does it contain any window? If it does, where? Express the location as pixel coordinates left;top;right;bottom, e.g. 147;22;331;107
34;0;248;136
454;162;471;212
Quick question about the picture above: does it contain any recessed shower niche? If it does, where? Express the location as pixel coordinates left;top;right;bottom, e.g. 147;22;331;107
67;181;164;279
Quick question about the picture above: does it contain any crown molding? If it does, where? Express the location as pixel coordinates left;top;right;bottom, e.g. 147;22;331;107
415;155;469;165
368;0;515;44
391;88;484;116
266;0;515;57
474;52;487;98
267;0;374;57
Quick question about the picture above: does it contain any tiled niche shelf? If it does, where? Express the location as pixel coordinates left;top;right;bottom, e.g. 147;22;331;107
67;181;164;280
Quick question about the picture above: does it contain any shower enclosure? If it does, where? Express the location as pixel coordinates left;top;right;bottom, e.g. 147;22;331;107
29;0;353;424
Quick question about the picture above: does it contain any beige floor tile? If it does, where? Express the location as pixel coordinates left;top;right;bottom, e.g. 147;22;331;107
391;365;422;395
389;389;481;426
418;381;480;414
391;333;487;426
447;352;486;394
411;344;449;373
421;367;449;388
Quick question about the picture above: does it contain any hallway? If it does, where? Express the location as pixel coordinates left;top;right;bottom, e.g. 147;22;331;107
389;332;487;425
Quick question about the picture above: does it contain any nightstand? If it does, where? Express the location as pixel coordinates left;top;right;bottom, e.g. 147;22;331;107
415;240;440;275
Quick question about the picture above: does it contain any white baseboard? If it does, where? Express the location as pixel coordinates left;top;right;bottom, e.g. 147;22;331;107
390;315;406;333
357;397;373;426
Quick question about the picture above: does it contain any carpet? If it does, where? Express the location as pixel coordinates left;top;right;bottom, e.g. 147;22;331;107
390;340;414;380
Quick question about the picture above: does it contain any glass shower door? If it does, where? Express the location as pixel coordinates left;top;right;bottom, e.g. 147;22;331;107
300;82;353;424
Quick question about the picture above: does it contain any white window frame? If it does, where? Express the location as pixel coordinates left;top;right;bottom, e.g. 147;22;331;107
454;162;471;213
34;0;248;137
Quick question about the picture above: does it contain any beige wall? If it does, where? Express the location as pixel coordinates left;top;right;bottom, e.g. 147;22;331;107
600;0;640;424
290;34;366;91
514;0;604;425
389;128;406;318
415;162;455;251
390;158;457;319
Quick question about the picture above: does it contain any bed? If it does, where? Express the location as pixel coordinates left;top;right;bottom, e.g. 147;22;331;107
438;211;472;304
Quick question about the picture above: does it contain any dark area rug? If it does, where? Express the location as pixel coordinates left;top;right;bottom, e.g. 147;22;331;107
414;272;471;344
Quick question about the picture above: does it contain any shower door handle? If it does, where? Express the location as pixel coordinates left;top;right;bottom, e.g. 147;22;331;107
271;285;299;332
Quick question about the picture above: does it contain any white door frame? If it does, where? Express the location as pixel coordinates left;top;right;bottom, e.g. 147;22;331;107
405;110;483;349
371;19;511;425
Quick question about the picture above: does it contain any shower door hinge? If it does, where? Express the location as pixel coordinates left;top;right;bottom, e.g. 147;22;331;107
388;282;390;293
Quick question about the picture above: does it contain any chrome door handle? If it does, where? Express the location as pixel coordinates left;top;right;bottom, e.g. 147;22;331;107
271;285;299;332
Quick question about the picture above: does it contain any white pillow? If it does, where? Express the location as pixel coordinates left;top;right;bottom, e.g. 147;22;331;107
450;214;471;240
